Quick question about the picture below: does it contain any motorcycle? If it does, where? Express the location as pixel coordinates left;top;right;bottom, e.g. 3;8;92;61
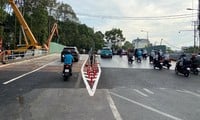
153;59;162;70
137;56;142;63
143;54;148;60
63;64;72;81
190;65;200;75
149;55;154;64
162;60;171;69
175;61;190;77
128;56;134;64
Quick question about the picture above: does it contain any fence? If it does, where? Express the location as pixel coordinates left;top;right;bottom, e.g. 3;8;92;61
2;49;48;63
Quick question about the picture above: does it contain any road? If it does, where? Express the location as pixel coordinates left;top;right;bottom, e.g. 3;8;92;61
0;54;200;120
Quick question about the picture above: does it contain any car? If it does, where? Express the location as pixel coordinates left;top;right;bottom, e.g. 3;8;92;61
100;48;113;58
61;46;80;62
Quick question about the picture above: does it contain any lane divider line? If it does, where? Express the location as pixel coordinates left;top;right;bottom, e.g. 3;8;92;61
176;89;200;98
143;88;154;94
133;89;148;97
106;90;123;120
2;61;56;85
110;91;183;120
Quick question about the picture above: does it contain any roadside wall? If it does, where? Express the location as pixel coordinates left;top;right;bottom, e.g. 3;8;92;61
49;42;65;53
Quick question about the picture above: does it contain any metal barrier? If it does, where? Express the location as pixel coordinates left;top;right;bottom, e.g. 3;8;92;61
3;49;48;63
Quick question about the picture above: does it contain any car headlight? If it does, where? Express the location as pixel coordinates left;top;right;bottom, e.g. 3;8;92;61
197;68;200;71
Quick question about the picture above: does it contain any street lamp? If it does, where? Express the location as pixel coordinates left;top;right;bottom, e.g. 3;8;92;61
160;39;163;45
141;30;149;41
187;5;200;51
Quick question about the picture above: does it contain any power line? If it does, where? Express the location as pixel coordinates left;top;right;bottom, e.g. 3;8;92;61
77;13;197;20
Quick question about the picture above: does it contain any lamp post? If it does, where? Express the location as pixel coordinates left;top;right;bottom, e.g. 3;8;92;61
141;30;149;41
187;1;200;52
160;39;163;45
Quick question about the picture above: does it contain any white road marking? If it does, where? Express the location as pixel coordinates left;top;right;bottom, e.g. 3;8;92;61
3;61;56;85
0;54;56;68
176;90;186;93
177;90;200;98
106;90;123;120
197;90;200;93
133;89;148;97
81;56;101;96
110;92;183;120
143;88;154;94
159;88;167;90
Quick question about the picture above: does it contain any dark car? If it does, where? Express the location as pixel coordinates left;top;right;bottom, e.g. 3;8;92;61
100;47;113;58
61;46;80;62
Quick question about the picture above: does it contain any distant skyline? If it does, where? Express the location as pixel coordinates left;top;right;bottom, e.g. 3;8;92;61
58;0;198;50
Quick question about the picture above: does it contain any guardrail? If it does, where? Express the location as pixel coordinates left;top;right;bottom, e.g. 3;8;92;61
1;49;48;64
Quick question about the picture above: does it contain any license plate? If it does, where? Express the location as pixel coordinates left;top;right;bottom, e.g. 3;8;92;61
65;69;69;72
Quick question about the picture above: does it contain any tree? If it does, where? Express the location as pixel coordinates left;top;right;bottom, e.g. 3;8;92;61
122;41;133;50
93;31;104;51
105;28;125;47
0;0;8;37
56;2;78;22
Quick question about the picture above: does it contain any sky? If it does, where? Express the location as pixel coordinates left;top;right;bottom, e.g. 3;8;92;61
58;0;199;50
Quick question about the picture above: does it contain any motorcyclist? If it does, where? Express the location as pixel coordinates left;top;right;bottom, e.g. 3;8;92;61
137;49;142;62
143;49;148;59
190;54;198;71
118;48;123;57
127;49;134;62
149;50;155;63
153;51;162;66
63;50;74;76
177;53;189;70
163;51;171;66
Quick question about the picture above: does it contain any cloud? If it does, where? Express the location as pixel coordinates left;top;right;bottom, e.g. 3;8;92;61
61;0;198;50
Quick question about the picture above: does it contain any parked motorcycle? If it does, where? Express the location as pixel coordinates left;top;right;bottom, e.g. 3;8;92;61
63;64;72;81
175;61;190;77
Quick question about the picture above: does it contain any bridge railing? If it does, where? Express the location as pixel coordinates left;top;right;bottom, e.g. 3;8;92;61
2;49;48;63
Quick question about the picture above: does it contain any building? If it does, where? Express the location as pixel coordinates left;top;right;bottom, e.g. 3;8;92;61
132;38;150;49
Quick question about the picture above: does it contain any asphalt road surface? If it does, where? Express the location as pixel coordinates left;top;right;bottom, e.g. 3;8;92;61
0;54;200;120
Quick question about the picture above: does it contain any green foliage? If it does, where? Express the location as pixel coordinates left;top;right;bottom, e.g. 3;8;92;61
93;31;104;51
31;7;48;44
183;46;199;53
122;41;133;50
105;28;125;44
1;0;104;51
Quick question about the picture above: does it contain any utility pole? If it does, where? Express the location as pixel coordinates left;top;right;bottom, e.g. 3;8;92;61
193;21;197;53
198;0;200;51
